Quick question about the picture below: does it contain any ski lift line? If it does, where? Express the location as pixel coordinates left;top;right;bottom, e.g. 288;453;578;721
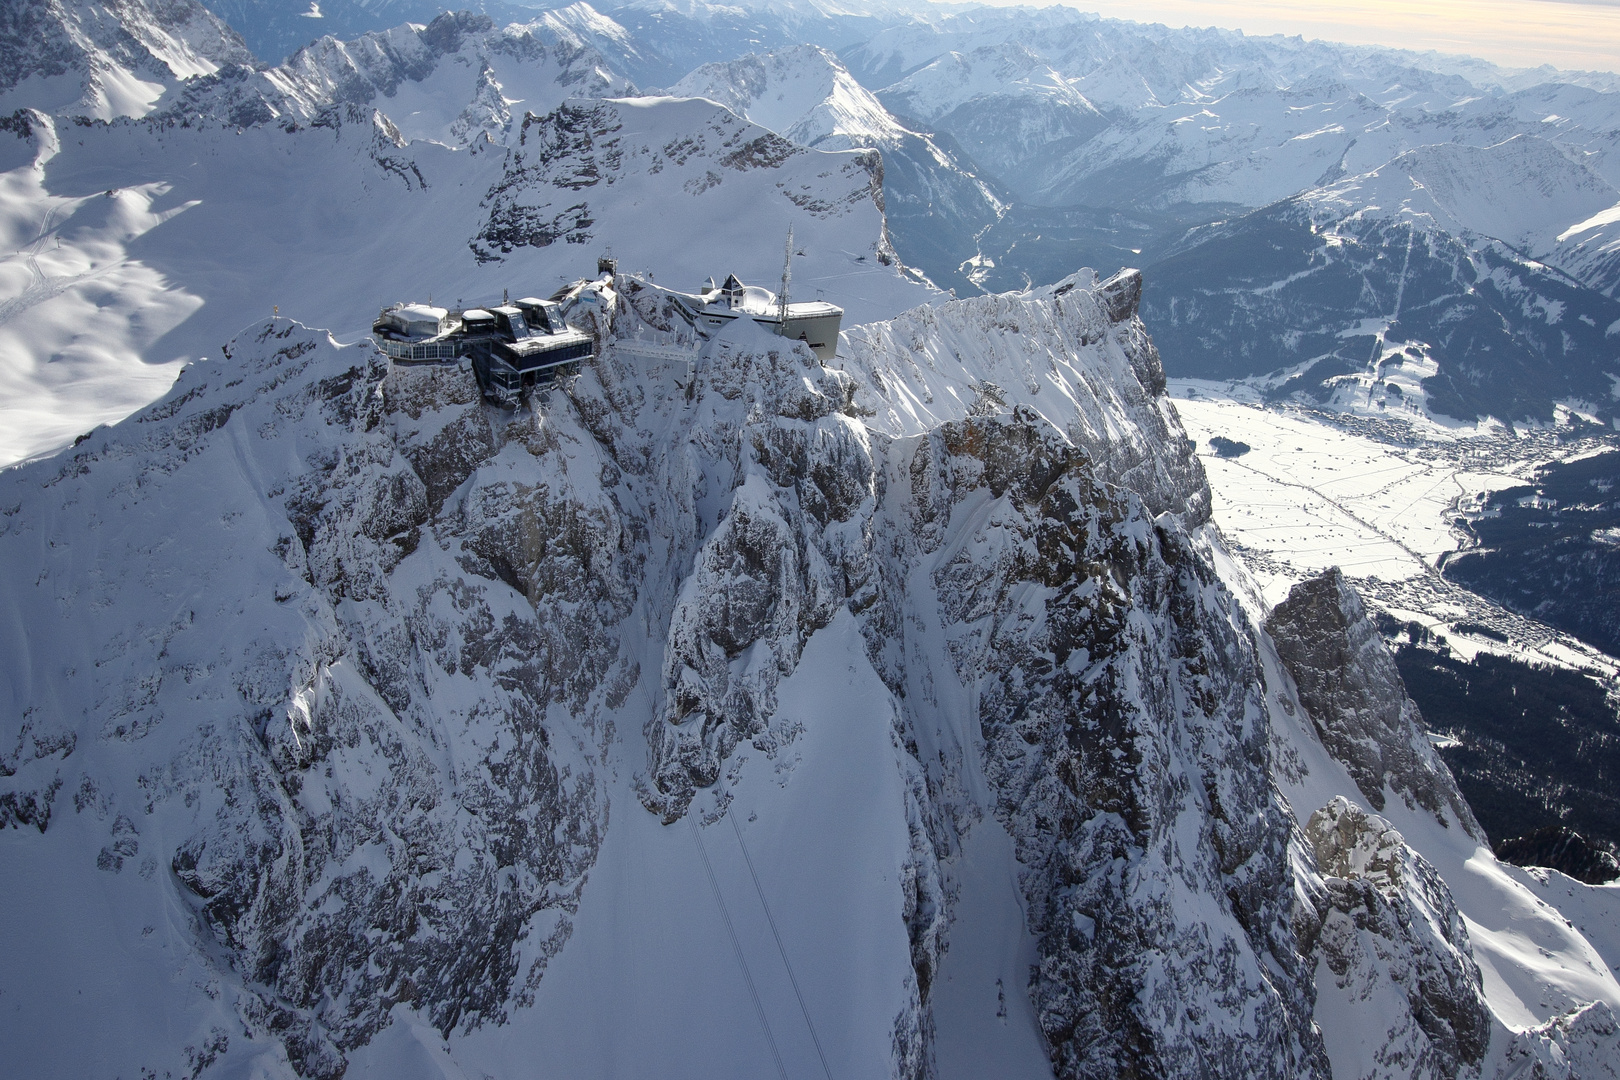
727;809;836;1080
689;814;791;1080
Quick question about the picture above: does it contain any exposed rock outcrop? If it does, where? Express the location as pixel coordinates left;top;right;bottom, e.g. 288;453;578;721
2;323;620;1076
642;336;866;817
1495;826;1620;885
1267;567;1482;834
1304;797;1492;1080
887;408;1325;1079
1496;1001;1620;1080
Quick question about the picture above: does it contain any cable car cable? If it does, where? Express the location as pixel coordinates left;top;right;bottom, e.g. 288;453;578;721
728;808;836;1080
689;813;790;1080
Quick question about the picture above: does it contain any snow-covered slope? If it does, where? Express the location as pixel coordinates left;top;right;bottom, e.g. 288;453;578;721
1140;182;1620;425
597;0;940;87
0;0;256;120
876;41;1107;204
829;0;1620;359
844;6;1620;210
3;8;1619;1074
13;0;1620;432
1297;136;1620;291
4;267;1615;1079
0;85;924;465
1553;200;1620;299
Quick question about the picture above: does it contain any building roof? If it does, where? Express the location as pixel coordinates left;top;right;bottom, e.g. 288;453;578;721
393;303;446;323
782;300;842;318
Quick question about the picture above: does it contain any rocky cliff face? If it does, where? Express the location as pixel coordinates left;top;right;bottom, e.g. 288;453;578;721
0;272;1612;1079
609;269;1334;1078
1;0;255;119
1303;797;1491;1080
888;408;1323;1078
0;325;624;1076
1267;567;1482;835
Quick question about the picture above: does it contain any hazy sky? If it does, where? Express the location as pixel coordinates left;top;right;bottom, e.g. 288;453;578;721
966;0;1620;73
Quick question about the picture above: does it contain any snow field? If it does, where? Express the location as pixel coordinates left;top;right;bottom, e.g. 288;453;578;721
1170;382;1529;603
0;131;197;465
1170;382;1620;681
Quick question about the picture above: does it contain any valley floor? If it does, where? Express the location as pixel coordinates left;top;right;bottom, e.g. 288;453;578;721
1171;379;1620;858
1168;379;1620;679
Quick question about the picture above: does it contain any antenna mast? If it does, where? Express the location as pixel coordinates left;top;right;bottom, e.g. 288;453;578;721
778;225;793;325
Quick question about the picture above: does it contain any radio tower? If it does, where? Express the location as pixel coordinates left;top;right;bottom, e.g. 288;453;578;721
778;225;793;325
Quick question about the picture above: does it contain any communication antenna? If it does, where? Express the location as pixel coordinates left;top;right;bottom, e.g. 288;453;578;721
778;224;793;325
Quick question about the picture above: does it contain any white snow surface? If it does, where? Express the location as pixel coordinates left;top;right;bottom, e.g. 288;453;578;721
844;3;1620;252
437;612;928;1080
880;41;1101;126
1167;379;1620;679
1169;385;1513;597
1298;136;1620;272
0;94;928;466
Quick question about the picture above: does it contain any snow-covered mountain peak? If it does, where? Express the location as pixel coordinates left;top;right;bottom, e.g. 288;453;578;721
1303;134;1620;256
161;11;635;147
619;0;940;23
0;67;927;466
0;266;1251;1078
879;40;1098;125
655;40;1004;295
666;43;906;149
541;0;634;41
528;1;647;67
3;230;1618;1079
468;94;919;316
0;0;256;120
841;4;1095;87
5;7;1620;1076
